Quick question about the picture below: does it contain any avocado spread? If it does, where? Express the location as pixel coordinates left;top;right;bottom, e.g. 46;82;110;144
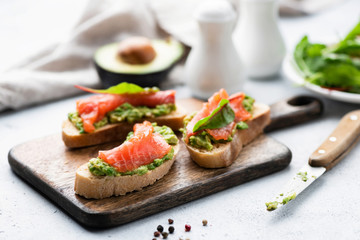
265;201;279;211
68;103;176;133
265;192;297;211
184;95;254;150
282;193;297;205
297;171;308;182
88;123;178;177
68;112;85;134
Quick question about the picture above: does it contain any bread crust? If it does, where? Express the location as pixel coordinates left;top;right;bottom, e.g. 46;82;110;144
185;103;271;168
62;106;185;148
74;144;180;199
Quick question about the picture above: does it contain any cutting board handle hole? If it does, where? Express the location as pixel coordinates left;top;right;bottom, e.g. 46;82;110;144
287;96;318;107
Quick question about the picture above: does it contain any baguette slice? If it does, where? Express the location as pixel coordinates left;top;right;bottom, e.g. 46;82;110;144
62;106;185;148
74;144;180;199
185;103;270;168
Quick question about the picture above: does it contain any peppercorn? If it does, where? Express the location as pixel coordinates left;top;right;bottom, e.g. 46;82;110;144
152;238;156;240
154;231;160;237
157;225;164;232
202;219;208;226
168;218;174;224
161;232;169;239
168;226;175;233
185;224;191;232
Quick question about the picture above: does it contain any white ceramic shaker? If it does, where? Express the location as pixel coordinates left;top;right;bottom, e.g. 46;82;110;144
184;0;244;99
233;0;286;79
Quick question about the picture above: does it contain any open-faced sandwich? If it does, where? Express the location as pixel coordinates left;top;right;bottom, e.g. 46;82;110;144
62;82;185;148
74;121;179;199
183;89;270;168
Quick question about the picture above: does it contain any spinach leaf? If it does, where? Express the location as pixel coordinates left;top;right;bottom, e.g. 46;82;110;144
331;40;360;57
320;63;360;88
75;82;158;94
343;21;360;42
294;36;313;76
328;22;360;57
293;21;360;93
294;36;326;76
324;53;360;69
193;99;235;132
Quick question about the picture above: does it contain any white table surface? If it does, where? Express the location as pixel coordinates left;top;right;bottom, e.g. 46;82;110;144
1;0;360;239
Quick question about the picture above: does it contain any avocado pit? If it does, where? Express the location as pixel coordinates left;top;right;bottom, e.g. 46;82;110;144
117;37;156;65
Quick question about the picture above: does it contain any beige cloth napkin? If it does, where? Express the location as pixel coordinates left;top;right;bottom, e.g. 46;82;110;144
0;0;345;111
0;0;162;111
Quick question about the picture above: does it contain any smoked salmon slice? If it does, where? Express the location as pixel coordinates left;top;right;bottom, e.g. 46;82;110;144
229;92;252;122
98;121;171;172
185;89;251;142
76;90;176;133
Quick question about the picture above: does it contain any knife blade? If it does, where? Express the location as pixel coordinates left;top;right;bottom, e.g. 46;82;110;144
266;110;360;211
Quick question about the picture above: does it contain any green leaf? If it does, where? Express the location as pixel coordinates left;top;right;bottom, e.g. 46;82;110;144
293;36;313;77
343;21;360;42
294;36;327;76
329;21;360;57
193;99;235;132
306;43;326;58
306;63;360;90
294;21;360;94
321;63;360;87
75;82;157;95
331;40;360;57
324;53;360;69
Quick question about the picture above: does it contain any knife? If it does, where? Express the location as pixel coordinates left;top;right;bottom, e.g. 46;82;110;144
266;110;360;211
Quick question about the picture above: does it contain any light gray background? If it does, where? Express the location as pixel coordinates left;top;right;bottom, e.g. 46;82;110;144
1;0;360;239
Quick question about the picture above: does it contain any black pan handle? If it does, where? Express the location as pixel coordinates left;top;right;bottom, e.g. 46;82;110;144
264;95;324;133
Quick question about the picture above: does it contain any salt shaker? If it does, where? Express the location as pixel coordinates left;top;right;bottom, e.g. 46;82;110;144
233;0;286;78
185;0;244;99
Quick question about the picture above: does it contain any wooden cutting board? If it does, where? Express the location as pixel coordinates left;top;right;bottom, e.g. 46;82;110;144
8;96;323;228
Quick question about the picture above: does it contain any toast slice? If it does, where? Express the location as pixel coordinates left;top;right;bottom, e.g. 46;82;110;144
62;107;185;148
185;103;271;168
74;144;180;199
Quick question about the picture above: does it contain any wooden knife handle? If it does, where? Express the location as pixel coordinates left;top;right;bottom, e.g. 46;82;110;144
309;110;360;170
264;95;323;132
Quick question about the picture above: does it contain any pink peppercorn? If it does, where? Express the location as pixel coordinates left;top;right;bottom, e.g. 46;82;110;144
185;224;191;232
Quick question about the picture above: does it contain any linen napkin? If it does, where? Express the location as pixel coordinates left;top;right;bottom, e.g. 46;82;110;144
0;0;345;112
0;0;162;111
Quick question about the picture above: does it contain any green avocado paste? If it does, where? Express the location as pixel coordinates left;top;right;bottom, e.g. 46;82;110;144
68;103;176;133
265;192;297;211
184;95;253;150
265;201;279;211
297;171;308;182
88;123;178;177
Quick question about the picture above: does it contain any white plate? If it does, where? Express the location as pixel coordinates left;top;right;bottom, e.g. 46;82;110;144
282;54;360;104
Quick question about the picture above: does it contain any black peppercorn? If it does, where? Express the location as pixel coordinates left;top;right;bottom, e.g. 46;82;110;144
157;225;164;232
168;226;175;233
168;218;174;224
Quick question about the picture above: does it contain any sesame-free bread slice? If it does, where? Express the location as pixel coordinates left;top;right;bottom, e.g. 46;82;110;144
185;103;271;168
62;106;185;148
74;144;180;199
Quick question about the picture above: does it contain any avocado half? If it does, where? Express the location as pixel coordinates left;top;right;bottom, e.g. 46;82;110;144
94;38;184;88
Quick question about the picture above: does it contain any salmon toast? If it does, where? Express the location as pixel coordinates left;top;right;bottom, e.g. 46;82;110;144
74;121;179;199
62;82;186;148
183;89;271;168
